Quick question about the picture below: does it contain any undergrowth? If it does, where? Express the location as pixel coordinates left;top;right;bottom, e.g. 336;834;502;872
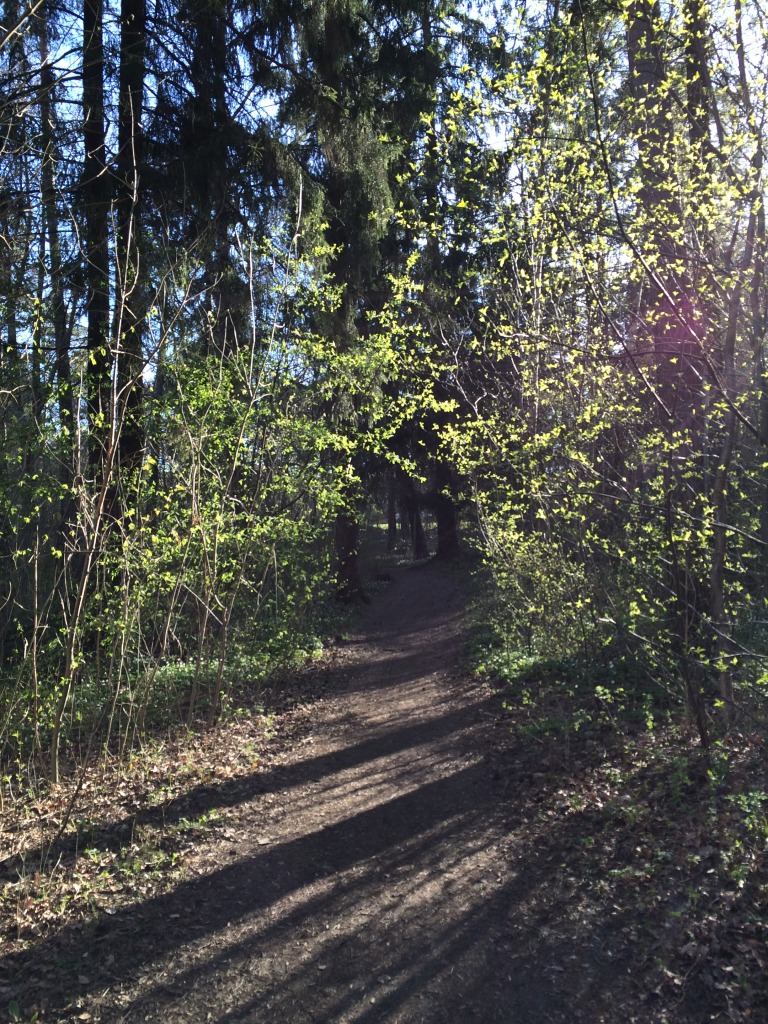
466;566;768;1022
0;586;348;799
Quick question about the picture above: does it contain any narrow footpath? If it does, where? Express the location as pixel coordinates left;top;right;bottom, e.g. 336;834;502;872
8;563;634;1023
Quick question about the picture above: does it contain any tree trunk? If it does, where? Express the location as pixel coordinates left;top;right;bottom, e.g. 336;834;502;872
335;511;365;602
114;0;147;480
402;477;428;560
627;0;701;416
386;472;398;552
433;461;460;559
627;0;709;743
39;5;77;541
83;0;111;479
411;506;429;561
398;494;409;543
710;4;767;720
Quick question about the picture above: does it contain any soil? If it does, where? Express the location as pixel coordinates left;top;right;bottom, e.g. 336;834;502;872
0;562;707;1023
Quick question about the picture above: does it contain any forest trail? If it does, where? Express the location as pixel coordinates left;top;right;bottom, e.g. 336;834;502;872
8;563;633;1023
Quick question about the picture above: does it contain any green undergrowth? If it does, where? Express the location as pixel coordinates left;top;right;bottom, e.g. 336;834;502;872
0;586;350;792
467;571;768;1021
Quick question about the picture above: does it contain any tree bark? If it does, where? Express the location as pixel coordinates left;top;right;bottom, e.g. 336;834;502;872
114;0;147;479
40;4;77;543
335;512;365;602
83;0;111;479
402;477;429;560
386;471;398;552
433;461;460;559
627;0;709;743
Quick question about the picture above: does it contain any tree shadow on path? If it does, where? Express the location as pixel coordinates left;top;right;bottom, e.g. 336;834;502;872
3;563;635;1024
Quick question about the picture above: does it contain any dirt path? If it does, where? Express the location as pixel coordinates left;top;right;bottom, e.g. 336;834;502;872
7;563;634;1023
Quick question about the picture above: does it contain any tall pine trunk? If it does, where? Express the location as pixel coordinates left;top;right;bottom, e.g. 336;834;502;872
114;0;147;482
83;0;111;479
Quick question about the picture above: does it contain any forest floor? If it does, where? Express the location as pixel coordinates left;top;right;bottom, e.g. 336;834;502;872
2;560;768;1023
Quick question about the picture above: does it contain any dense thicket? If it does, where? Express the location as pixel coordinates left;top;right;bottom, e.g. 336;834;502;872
0;0;766;780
